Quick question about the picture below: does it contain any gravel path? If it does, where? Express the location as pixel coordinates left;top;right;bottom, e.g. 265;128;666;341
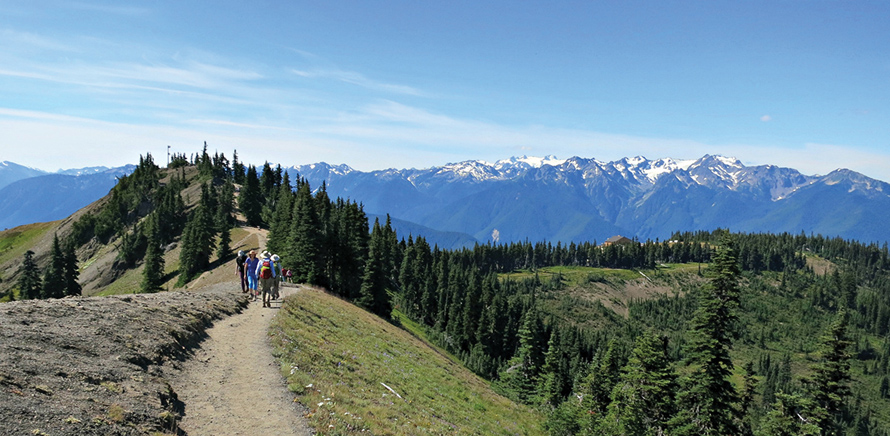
172;284;312;436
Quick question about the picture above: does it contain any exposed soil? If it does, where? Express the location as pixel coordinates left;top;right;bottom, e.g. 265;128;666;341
0;283;246;435
172;284;311;436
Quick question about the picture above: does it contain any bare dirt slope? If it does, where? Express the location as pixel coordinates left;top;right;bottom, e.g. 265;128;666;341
172;284;311;436
0;283;246;436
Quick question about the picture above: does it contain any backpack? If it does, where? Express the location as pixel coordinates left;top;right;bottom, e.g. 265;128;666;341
260;259;273;279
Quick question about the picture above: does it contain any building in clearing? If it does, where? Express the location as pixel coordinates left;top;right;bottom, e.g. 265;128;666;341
602;235;633;247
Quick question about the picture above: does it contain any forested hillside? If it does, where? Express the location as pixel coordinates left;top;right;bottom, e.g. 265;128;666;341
1;145;239;299
374;231;890;435
266;156;890;434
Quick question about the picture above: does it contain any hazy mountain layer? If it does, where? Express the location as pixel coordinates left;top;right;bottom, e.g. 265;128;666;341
0;166;134;230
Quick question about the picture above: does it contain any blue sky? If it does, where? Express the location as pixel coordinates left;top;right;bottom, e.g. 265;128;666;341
1;1;889;181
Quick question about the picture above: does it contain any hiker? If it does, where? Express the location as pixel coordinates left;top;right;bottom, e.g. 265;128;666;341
271;254;282;300
235;250;248;293
256;251;277;307
245;250;260;301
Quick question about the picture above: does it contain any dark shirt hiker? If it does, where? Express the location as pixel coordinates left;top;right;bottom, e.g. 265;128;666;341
235;250;248;293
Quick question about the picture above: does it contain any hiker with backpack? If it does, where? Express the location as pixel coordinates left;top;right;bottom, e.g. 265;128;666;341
256;251;277;308
235;250;248;293
245;250;260;301
271;254;282;300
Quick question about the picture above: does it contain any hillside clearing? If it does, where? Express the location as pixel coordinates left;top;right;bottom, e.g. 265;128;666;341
502;265;702;316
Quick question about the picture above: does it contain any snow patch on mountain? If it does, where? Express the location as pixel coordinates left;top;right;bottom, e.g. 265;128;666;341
435;161;500;181
640;158;696;183
494;155;566;170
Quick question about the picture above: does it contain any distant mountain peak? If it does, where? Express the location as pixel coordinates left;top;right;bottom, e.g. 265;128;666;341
494;155;567;170
692;154;743;168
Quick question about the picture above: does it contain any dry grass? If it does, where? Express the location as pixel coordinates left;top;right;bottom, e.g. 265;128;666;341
805;253;836;276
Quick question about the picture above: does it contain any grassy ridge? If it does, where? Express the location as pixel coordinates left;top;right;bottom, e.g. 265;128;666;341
0;222;57;300
0;221;55;266
270;287;546;436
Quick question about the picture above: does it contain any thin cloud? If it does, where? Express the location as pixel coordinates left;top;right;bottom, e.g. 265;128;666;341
0;107;101;123
0;29;75;52
291;68;426;97
186;118;297;131
98;62;263;89
760;115;772;122
67;2;150;16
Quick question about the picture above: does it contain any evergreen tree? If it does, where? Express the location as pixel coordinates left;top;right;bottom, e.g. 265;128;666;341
314;181;334;289
739;361;759;435
16;250;41;300
266;172;293;256
176;198;215;285
62;241;81;297
382;215;400;283
141;215;166;293
259;162;277;201
41;234;66;299
598;331;678;436
239;165;263;226
358;218;393;317
578;340;625;432
672;231;742;436
287;182;322;284
538;325;571;407
232;150;245;185
216;179;236;228
498;308;546;404
757;393;822;436
216;225;232;262
215;182;234;261
807;310;853;435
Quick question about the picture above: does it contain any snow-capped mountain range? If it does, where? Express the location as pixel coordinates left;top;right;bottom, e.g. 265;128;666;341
2;155;887;248
287;155;890;246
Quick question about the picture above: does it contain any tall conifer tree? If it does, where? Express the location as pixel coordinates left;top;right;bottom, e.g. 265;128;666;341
808;310;853;435
538;326;571;407
141;217;165;293
177;195;214;285
62;241;81;297
17;250;41;300
672;231;742;436
231;150;245;185
498;308;546;404
598;331;678;436
266;172;294;256
41;234;66;299
288;182;322;284
239;165;263;226
358;219;392;317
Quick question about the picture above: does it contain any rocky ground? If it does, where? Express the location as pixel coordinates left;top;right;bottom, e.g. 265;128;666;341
0;283;248;436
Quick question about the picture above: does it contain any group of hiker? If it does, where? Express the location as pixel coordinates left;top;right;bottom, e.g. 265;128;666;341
235;249;292;308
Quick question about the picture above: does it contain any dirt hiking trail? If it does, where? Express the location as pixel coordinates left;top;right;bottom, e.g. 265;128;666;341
172;286;311;436
173;226;312;435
